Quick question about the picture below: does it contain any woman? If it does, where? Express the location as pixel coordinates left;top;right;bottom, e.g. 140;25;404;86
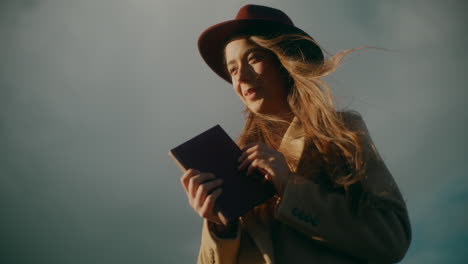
180;4;411;264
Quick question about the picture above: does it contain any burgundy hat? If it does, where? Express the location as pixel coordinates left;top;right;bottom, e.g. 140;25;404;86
198;4;324;83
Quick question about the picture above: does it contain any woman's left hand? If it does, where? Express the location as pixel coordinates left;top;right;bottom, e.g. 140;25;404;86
238;143;291;195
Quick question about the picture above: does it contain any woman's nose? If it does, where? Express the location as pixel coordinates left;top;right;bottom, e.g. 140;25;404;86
237;64;255;83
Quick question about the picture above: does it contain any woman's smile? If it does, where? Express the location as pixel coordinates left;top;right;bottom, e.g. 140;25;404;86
243;87;260;100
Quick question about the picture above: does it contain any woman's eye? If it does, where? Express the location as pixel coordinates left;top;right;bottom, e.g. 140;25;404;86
248;55;259;62
229;67;238;75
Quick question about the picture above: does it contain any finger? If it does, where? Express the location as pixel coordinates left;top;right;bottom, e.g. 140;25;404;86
199;188;222;219
241;142;258;152
247;159;259;176
246;157;265;176
243;144;260;154
239;150;265;170
247;159;271;176
194;178;223;209
180;169;199;193
238;144;260;163
238;153;251;170
238;151;246;164
238;147;251;164
188;173;216;199
247;143;277;157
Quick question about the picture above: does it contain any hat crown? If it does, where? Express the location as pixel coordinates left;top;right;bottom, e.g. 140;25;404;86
235;4;294;26
198;4;323;83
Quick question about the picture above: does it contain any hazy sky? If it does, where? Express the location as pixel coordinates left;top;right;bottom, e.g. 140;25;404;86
1;0;467;263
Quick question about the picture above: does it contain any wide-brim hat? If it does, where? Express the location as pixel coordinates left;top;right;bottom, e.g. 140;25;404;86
198;4;324;83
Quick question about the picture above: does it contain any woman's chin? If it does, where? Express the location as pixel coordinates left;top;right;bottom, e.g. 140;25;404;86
249;105;273;116
246;100;264;114
247;102;263;114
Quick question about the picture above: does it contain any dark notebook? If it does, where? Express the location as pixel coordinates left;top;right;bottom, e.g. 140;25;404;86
169;125;276;225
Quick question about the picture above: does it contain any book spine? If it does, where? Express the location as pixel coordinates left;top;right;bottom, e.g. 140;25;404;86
168;151;187;172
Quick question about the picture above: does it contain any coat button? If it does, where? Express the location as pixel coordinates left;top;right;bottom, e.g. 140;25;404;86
210;248;215;264
292;207;319;226
292;207;299;216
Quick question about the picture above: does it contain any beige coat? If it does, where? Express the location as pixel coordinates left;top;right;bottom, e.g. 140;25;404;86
197;112;411;264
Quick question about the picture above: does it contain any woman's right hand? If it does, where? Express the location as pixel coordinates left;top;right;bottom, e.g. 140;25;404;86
180;169;224;224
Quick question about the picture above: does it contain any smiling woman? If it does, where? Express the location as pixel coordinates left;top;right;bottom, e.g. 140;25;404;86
225;38;291;118
179;4;411;264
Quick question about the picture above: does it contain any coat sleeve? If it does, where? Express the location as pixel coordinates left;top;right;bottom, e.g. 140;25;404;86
197;220;241;264
274;115;412;263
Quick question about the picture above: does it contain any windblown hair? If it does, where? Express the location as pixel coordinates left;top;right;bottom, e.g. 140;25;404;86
234;33;376;192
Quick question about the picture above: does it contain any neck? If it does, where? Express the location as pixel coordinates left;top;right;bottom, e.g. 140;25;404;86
270;109;294;126
264;103;294;123
258;111;295;147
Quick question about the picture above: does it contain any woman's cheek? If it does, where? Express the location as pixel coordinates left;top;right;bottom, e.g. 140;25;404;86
232;83;242;97
255;63;266;75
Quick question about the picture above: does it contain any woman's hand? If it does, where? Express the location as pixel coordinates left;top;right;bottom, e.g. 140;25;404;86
238;143;291;195
180;169;225;225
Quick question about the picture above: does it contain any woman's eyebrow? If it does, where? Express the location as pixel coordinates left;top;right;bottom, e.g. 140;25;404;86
244;47;264;56
226;47;264;67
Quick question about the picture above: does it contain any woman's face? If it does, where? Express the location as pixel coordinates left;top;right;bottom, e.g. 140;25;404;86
224;38;290;116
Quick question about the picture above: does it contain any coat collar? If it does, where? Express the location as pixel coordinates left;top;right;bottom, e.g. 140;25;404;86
278;116;305;171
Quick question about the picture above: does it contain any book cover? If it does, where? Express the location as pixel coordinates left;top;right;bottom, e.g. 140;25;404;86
169;125;276;225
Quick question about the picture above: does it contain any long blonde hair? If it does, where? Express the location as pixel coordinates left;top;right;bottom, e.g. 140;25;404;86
235;34;375;193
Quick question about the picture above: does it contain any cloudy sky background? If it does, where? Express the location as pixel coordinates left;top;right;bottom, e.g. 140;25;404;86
1;0;467;263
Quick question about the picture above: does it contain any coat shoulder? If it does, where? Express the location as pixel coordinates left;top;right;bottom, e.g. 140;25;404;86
336;110;367;132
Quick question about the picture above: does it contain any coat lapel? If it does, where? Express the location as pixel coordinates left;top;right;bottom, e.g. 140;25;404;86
241;212;275;264
241;117;306;264
278;117;305;171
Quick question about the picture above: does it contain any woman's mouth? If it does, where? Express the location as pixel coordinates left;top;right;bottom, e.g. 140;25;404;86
244;87;258;99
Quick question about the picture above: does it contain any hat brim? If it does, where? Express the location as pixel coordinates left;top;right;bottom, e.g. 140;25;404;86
198;19;323;83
